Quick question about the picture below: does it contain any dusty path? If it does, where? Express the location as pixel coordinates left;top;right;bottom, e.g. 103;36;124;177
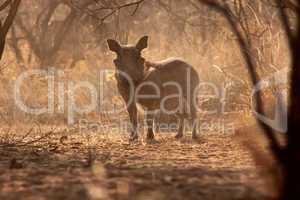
0;130;273;200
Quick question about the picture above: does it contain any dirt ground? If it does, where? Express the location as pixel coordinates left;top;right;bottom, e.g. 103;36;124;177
0;125;277;200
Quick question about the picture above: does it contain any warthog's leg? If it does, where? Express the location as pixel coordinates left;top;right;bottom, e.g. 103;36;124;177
145;111;155;140
191;112;198;139
175;116;184;139
127;103;138;141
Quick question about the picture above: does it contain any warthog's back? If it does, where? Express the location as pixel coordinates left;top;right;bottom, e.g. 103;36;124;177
143;58;199;91
137;58;200;111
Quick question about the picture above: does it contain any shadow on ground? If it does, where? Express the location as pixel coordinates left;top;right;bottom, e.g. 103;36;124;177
0;132;273;200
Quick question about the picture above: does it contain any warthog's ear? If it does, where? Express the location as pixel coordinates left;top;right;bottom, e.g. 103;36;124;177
136;36;148;52
107;39;121;54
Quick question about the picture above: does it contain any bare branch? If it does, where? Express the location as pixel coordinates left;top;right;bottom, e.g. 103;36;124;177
275;0;295;50
0;0;11;11
2;0;21;36
0;0;21;60
197;0;283;161
71;0;145;24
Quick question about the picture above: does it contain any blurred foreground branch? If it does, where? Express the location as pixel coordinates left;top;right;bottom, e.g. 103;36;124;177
198;0;300;199
197;0;282;160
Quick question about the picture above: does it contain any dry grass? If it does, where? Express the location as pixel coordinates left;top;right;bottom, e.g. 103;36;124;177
0;122;277;200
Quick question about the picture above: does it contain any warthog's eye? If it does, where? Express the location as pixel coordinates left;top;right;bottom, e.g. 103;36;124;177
113;59;121;68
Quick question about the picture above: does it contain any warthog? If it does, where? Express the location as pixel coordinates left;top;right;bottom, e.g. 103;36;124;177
107;36;200;141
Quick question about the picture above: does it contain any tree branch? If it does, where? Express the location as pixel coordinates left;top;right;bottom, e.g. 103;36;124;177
0;0;11;11
197;0;283;161
0;0;21;60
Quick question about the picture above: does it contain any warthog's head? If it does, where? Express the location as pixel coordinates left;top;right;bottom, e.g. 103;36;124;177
107;36;148;83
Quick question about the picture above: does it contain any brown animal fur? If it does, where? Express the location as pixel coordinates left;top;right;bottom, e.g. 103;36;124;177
107;36;200;141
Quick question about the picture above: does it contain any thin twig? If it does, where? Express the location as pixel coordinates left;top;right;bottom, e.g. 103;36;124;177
71;0;145;24
18;128;57;147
